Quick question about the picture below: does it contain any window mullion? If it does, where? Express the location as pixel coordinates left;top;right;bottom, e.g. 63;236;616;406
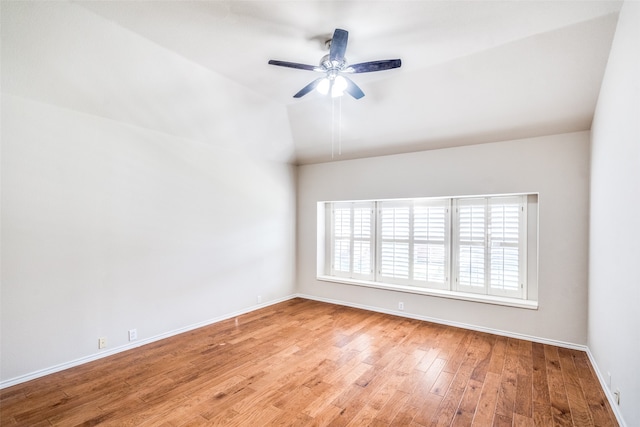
520;199;527;298
330;206;334;272
349;203;355;277
445;203;451;289
409;202;414;283
453;202;459;290
484;198;490;295
376;205;382;280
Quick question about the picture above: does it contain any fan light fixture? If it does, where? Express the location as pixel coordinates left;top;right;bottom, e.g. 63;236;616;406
268;28;401;99
316;75;348;97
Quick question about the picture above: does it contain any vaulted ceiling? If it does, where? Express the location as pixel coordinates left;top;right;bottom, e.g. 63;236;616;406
1;1;622;164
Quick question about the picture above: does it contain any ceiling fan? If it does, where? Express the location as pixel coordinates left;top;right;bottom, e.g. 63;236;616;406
268;28;401;99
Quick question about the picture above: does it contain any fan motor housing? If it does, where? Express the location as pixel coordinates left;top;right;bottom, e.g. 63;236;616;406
320;54;347;72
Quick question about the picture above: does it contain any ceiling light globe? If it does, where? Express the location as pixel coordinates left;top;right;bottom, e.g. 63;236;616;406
334;75;347;91
331;75;348;97
316;78;330;95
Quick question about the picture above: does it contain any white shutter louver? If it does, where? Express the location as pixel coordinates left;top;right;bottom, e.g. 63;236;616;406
330;202;374;280
413;205;447;284
489;198;523;295
378;200;450;287
454;196;526;298
380;205;410;279
333;207;351;273
457;200;486;289
352;208;372;275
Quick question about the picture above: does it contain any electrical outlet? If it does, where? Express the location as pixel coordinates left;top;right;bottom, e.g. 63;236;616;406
257;295;262;304
614;389;620;405
398;302;404;311
98;337;107;349
128;329;137;341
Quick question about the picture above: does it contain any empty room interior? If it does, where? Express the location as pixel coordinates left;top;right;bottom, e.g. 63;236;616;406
1;1;638;426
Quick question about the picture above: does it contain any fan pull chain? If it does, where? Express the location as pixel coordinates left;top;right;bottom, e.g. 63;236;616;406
338;96;342;155
331;96;343;159
331;97;335;158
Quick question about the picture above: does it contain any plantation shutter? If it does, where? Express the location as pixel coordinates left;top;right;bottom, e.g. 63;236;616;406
332;206;351;273
489;196;526;298
352;206;373;276
413;201;449;288
378;200;450;288
454;196;527;298
326;195;528;301
455;198;487;293
331;202;374;280
379;203;410;279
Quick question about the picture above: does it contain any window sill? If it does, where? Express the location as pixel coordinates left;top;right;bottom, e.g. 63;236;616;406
317;275;538;310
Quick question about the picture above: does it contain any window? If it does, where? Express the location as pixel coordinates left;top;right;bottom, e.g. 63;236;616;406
330;202;374;280
320;194;536;308
377;200;450;289
453;196;526;299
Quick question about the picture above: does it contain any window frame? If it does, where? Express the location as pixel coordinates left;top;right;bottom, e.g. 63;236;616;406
328;201;375;281
375;199;451;290
452;196;527;299
319;193;538;309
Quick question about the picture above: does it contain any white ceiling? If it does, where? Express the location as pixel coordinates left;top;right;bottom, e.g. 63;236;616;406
1;1;622;164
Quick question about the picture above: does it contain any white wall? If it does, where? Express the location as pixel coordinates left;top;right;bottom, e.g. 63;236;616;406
589;1;640;425
0;95;297;383
298;132;590;345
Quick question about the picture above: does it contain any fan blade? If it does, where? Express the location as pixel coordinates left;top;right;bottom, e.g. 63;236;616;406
329;29;349;62
293;77;325;98
268;60;320;71
343;76;365;99
347;59;402;73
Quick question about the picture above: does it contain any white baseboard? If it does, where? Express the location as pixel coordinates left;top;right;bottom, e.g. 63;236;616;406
0;294;297;389
296;293;586;350
585;348;627;427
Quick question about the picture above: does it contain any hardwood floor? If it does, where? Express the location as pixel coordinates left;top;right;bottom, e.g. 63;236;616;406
0;298;617;426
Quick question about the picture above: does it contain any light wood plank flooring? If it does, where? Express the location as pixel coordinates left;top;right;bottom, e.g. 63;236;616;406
0;298;617;426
